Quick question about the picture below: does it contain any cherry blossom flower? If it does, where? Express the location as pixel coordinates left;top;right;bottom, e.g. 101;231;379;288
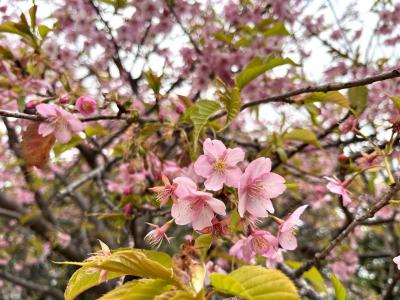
149;173;177;207
36;103;84;144
171;176;226;230
194;138;244;191
393;255;400;270
229;230;279;263
75;95;97;116
278;205;308;250
144;221;172;249
238;157;286;218
325;177;352;206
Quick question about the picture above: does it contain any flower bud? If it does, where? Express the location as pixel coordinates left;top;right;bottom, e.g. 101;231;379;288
75;96;97;116
59;94;69;104
26;100;40;109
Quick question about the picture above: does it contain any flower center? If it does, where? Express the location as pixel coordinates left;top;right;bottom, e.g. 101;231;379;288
83;102;93;112
213;160;226;173
251;236;269;253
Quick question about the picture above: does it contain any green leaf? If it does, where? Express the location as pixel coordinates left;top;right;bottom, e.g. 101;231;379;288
306;91;351;110
264;23;290;37
53;135;83;156
141;250;173;269
99;279;171;300
98;0;128;9
218;86;241;130
348;86;368;116
235;56;298;90
210;265;299;300
284;128;320;147
63;249;176;300
305;102;320;126
190;100;222;154
155;290;194;300
64;267;124;300
38;25;51;39
390;95;400;111
195;234;212;260
85;124;110;136
29;5;37;29
331;273;346;300
213;31;234;45
144;70;162;95
286;261;326;293
78;249;174;282
0;21;31;37
276;147;288;162
0;45;13;59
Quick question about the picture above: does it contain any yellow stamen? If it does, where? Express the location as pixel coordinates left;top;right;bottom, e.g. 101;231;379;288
213;160;226;172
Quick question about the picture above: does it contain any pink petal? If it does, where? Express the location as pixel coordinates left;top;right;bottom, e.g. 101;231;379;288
225;147;245;166
246;198;269;218
326;182;343;195
238;192;247;217
241;238;255;262
265;198;275;214
393;256;400;269
36;104;57;118
192;206;214;230
171;200;193;225
281;205;308;232
206;197;226;216
224;166;242;188
245;157;271;181
67;116;84;132
54;124;72;144
38;123;54;137
204;171;225;191
342;192;352;206
203;138;226;160
262;172;286;198
194;155;213;177
279;230;297;250
229;239;245;257
173;176;197;198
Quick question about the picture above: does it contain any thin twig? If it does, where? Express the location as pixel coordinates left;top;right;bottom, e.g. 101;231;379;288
56;156;122;200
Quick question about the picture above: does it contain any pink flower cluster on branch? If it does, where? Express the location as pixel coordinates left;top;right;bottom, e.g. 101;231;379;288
148;138;307;265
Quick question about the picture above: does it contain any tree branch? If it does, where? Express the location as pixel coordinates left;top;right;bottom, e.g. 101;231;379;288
0;268;64;299
0;192;85;261
211;69;400;120
56;156;122;200
294;179;400;277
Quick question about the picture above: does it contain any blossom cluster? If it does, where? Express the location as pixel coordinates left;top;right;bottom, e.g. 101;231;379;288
148;138;307;265
33;96;96;144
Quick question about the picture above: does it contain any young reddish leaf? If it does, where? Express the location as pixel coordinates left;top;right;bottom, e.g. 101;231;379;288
21;122;55;169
